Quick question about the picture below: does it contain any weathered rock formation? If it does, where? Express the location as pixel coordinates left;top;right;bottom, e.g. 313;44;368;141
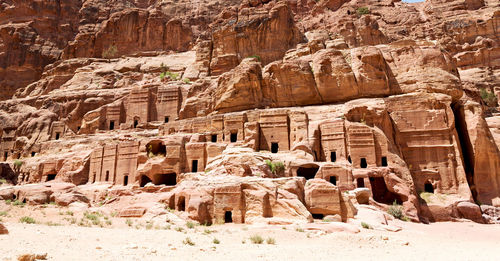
1;0;499;225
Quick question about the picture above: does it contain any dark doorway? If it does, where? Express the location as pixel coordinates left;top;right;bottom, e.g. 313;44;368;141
348;155;352;163
381;156;388;167
31;152;36;157
55;132;60;140
105;171;109;181
312;214;324;219
191;160;198;172
360;158;367;168
369;177;402;204
153;173;176;186
211;134;217;143
140;175;152;187
297;165;319;180
330;151;336;162
93;172;96;183
164;116;169;123
271;142;279;153
134;120;139;128
357;178;365;188
177;196;185;211
424;182;434;193
47;174;56;181
224;211;233;223
123;176;128;186
329;176;337;185
4;152;7;161
230;132;237;143
109;120;115;130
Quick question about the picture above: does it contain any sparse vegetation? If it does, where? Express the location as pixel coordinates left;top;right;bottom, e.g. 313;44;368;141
19;216;36;224
12;200;25;207
186;221;195;229
126;219;133;227
13;159;23;173
160;71;180;81
247;55;261;61
213;238;220;244
183;237;195;246
480;88;497;107
102;45;118;59
183;78;191;84
419;191;433;203
265;160;285;174
266;237;276;245
357;7;370;16
249;234;264;244
295;227;305;232
387;201;409;221
0;178;7;184
0;211;8;216
361;222;372;229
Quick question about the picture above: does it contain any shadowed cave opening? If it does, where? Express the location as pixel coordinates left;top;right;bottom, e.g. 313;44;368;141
329;176;337;185
271;142;279;153
225;211;233;223
297;165;319;180
177;196;185;211
230;132;237;143
140;175;152;187
369;177;402;204
47;174;56;181
424;182;434;193
331;151;336;162
312;214;324;219
152;173;176;186
357;178;365;188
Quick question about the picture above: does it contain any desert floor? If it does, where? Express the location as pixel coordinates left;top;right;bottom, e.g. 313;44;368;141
1;204;500;261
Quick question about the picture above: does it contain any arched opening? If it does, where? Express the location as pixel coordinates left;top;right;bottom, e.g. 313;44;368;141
297;164;319;180
55;132;60;140
381;156;388;167
369;177;402;204
230;132;237;143
31;152;36;157
47;174;56;181
211;134;217;142
329;176;337;185
152;173;176;186
140;175;152;187
177;196;186;211
357;178;365;188
224;211;233;223
271;142;279;153
123;175;128;186
347;10;351;15
424;182;434;193
133;120;139;128
191;160;198;172
347;155;352;163
164;116;169;123
360;158;367;168
330;151;336;162
105;171;109;181
109;120;115;130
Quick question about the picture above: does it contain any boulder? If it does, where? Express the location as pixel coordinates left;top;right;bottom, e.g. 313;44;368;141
0;223;8;235
457;201;484;223
305;179;341;216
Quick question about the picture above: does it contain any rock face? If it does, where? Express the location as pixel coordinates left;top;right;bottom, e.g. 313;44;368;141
0;223;7;235
0;0;500;225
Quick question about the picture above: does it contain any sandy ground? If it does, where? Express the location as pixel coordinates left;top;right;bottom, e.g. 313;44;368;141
2;215;500;260
1;202;500;260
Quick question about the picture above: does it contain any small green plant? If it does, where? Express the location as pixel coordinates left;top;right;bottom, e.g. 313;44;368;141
5;199;11;205
357;7;370;16
265;160;285;174
249;234;264;244
183;237;195;246
12;200;25;207
203;229;213;235
247;55;261;61
183;78;191;84
84;212;99;222
0;211;8;216
387;201;407;220
146;223;153;230
102;45;118;60
0;178;7;184
125;219;133;227
266;237;276;245
19;216;36;224
480;88;497;107
295;227;304;232
160;72;166;80
175;226;184;232
186;221;195;229
361;222;372;229
45;221;62;226
212;238;220;244
13;160;23;173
